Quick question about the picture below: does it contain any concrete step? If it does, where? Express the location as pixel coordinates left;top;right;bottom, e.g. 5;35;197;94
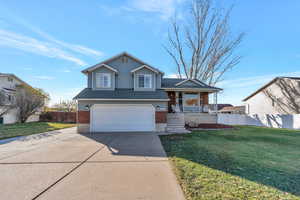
167;126;185;128
166;128;191;134
167;123;185;126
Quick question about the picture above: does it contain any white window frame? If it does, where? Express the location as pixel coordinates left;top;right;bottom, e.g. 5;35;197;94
137;74;152;89
96;73;111;88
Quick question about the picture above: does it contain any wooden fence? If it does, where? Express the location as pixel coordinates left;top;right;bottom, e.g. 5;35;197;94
40;112;76;123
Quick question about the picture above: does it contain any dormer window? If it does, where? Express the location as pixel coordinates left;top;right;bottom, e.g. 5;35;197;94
138;74;152;88
96;73;111;88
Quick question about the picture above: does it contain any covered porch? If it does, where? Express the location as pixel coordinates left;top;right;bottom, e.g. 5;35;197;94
166;89;219;113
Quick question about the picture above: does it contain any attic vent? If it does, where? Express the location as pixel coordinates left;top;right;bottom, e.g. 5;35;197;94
122;56;128;63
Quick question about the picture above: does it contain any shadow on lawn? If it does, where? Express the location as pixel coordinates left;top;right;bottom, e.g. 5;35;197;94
161;132;300;197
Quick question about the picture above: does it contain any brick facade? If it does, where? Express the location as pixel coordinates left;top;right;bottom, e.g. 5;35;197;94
155;111;167;123
77;111;90;123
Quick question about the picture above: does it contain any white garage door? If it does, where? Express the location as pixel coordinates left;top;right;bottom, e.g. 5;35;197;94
90;104;155;132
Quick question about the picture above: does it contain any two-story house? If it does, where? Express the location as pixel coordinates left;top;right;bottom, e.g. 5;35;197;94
0;73;40;124
74;52;222;132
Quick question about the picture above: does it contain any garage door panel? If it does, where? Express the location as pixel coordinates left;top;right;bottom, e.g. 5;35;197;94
91;104;155;132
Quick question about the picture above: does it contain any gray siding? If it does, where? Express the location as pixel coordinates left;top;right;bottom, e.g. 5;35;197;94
86;56;162;90
134;68;156;91
87;73;92;88
107;56;141;89
91;67;115;90
180;80;200;87
78;100;167;111
156;73;162;89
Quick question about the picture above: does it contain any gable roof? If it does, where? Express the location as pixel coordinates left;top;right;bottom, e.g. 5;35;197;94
91;64;118;73
0;73;33;90
161;78;222;91
175;79;206;87
131;65;160;74
81;52;163;74
243;76;300;101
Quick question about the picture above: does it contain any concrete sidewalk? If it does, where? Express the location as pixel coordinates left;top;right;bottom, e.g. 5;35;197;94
0;129;185;200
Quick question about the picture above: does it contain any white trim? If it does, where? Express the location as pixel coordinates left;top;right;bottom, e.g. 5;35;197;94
131;65;159;74
77;98;169;101
175;79;204;87
85;63;118;73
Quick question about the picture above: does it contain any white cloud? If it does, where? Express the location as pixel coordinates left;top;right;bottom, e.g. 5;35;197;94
33;75;55;80
99;0;185;21
2;12;104;59
29;27;103;58
0;29;87;66
129;0;180;20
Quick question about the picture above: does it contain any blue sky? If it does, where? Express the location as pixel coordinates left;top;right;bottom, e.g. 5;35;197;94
0;0;300;105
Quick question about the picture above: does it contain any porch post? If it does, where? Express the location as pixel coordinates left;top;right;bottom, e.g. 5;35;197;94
175;92;179;105
199;92;202;112
175;92;179;112
214;92;218;112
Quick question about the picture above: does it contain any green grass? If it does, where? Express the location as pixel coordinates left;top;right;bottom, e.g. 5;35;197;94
0;122;76;140
160;126;300;200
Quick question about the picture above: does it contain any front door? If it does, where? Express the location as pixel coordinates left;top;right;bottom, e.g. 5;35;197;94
167;91;176;113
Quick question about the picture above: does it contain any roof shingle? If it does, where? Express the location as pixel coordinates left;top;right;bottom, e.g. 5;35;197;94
74;88;169;100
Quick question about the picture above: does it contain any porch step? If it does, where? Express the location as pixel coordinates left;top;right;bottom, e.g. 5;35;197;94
166;113;190;133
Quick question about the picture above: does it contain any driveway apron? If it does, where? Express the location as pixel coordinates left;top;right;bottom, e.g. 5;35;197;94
0;128;185;200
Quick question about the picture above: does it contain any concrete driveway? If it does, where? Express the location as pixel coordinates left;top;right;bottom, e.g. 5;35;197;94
0;128;185;200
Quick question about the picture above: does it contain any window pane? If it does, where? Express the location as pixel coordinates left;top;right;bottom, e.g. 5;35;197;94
138;75;144;88
145;76;151;88
184;93;199;106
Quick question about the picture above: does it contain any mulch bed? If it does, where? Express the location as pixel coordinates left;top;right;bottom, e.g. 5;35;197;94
185;123;234;130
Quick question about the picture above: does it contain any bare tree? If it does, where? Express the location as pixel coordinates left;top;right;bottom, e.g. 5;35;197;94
52;100;76;112
15;85;49;123
165;0;244;85
0;90;15;118
264;78;300;114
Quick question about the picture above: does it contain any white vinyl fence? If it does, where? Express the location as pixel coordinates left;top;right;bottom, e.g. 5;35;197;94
218;114;300;129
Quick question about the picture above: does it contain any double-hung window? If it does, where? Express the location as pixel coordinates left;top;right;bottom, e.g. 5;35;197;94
138;74;152;88
96;73;111;88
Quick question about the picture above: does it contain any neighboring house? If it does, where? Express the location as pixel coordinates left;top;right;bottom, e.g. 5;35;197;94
0;73;40;124
243;77;300;115
74;52;222;132
219;106;245;114
209;104;233;111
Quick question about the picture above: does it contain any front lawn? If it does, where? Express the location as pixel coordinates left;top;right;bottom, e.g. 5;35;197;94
160;126;300;200
0;122;76;140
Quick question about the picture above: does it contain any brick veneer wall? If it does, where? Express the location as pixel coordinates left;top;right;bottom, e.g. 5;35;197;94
155;111;167;123
201;92;209;104
77;111;90;123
